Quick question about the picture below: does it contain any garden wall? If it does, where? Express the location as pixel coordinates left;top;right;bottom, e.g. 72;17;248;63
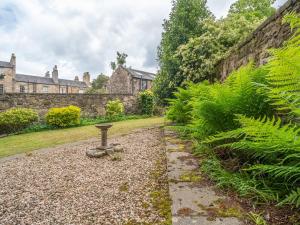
217;0;300;81
0;93;138;117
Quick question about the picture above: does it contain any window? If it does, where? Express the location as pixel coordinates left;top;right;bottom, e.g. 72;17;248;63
0;84;3;94
60;86;66;94
20;85;26;93
79;89;84;94
141;80;147;90
42;86;48;93
33;84;37;93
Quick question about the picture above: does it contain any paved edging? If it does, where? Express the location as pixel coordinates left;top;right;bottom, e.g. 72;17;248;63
163;127;244;225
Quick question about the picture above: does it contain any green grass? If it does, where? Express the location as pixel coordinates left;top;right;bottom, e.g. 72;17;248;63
0;117;164;158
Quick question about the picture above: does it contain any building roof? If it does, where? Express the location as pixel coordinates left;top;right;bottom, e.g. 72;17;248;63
0;61;13;68
125;67;156;81
15;74;88;88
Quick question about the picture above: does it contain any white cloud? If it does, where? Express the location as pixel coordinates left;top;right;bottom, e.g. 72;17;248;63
0;0;289;80
0;0;171;80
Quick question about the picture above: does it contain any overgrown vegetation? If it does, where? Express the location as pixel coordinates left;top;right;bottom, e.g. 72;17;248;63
154;0;275;104
166;13;300;210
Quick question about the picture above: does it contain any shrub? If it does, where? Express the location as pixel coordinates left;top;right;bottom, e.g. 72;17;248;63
138;90;154;115
105;99;124;117
0;108;39;134
46;105;81;128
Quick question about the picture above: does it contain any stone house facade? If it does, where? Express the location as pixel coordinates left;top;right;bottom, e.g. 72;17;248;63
107;66;156;95
0;54;91;94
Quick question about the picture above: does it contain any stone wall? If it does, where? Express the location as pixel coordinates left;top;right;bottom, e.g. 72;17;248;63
0;93;138;117
217;0;300;81
108;66;132;94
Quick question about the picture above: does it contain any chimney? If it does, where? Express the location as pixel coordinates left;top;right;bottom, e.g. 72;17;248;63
74;76;79;81
52;65;58;83
10;53;16;79
83;72;90;86
45;71;50;78
10;53;16;67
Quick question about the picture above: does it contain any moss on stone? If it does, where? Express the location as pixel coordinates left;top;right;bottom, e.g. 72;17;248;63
198;201;244;220
179;171;201;182
149;156;172;225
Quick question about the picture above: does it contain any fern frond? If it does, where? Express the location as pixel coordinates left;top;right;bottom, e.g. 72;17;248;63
265;13;300;117
246;164;300;184
280;188;300;207
204;115;300;161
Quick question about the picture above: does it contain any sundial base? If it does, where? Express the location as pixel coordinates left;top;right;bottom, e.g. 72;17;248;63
86;144;124;158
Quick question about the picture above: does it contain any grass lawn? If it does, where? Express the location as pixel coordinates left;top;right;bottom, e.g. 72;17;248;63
0;117;164;158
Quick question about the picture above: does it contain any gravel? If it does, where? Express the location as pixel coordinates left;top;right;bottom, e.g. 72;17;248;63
0;127;166;225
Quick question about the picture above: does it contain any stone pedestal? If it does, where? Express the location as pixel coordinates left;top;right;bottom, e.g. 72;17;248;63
86;124;124;158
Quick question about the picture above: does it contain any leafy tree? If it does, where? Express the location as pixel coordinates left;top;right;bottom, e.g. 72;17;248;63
110;62;116;70
228;0;276;21
92;74;109;89
175;19;225;82
86;73;109;94
111;51;128;70
174;0;275;83
155;0;213;104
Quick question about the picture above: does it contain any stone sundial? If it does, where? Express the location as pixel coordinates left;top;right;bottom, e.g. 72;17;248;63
86;123;123;158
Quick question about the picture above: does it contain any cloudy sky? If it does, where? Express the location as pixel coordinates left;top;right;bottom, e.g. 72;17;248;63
0;0;287;80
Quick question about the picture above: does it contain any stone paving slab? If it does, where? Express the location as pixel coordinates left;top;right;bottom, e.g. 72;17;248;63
167;151;198;180
164;127;244;225
172;216;242;225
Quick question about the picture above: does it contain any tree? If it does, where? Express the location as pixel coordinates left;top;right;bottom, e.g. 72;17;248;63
175;18;224;83
110;62;116;70
155;0;213;104
228;0;276;21
111;51;128;70
174;0;276;84
86;73;109;94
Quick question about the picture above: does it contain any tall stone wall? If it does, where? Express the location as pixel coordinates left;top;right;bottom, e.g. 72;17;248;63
0;93;138;117
217;0;300;81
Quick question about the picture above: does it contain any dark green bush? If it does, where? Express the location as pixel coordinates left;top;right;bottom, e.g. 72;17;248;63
0;108;39;134
46;105;81;128
138;90;155;115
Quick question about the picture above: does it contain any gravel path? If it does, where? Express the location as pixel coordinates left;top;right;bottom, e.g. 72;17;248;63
0;127;167;225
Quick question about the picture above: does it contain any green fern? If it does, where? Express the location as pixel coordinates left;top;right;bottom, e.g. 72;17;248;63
247;164;300;184
280;188;300;207
265;13;300;117
204;115;300;161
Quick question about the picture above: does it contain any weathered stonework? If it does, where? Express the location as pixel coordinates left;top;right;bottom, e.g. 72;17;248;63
217;0;300;81
107;66;155;95
0;93;137;117
0;54;90;94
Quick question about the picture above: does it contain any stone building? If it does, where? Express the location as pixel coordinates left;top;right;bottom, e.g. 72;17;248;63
107;66;156;94
0;54;91;94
